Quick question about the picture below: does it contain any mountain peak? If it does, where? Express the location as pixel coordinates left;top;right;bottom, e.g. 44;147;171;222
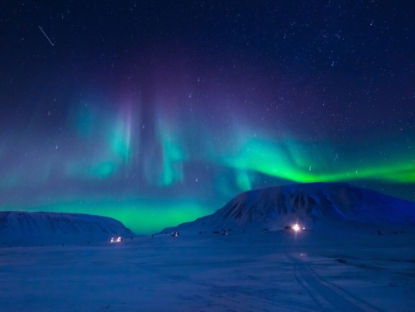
162;183;415;233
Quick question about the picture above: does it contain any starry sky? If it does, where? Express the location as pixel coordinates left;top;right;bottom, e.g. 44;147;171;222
1;1;414;233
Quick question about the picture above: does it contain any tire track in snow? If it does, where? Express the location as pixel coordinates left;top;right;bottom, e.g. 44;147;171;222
288;253;381;312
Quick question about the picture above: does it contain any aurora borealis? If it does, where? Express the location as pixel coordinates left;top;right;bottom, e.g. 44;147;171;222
1;1;414;233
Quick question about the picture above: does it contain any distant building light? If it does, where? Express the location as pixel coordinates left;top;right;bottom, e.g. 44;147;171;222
110;236;123;243
292;223;301;232
285;223;305;232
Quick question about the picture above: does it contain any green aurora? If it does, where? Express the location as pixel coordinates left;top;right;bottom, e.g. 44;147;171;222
1;84;414;235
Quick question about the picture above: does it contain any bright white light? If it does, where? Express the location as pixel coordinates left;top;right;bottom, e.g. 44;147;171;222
110;236;122;243
292;223;301;232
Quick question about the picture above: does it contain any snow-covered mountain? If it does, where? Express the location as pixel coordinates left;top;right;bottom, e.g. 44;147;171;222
162;183;415;233
0;211;135;247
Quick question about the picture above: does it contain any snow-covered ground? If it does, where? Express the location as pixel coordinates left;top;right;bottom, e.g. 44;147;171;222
1;184;414;311
0;228;414;311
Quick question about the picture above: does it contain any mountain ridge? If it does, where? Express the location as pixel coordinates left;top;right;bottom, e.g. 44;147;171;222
162;183;415;233
0;211;135;247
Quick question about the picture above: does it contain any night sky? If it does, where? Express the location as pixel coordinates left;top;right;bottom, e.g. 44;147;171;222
1;1;414;233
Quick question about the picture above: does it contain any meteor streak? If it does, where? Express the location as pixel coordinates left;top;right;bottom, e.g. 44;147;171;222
38;25;55;46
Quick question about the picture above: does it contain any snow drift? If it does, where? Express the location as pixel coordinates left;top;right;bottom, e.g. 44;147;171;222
163;183;415;233
0;211;134;247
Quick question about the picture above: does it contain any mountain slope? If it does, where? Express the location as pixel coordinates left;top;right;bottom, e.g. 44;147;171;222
162;183;415;233
0;211;135;247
